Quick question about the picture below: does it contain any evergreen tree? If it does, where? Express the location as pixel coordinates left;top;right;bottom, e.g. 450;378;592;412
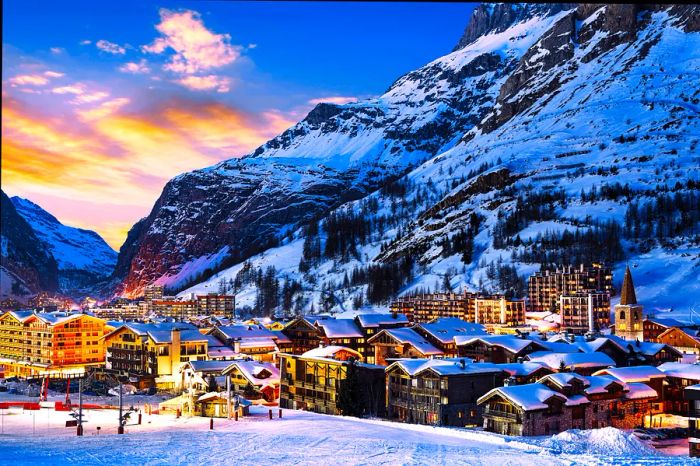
337;358;364;417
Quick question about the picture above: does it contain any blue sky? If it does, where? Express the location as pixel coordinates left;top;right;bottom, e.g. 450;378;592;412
2;1;477;247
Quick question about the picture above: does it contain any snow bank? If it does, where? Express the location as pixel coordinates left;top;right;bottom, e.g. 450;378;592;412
541;427;656;456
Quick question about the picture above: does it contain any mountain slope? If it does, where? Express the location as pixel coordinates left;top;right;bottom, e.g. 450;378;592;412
114;4;574;297
11;197;117;295
175;4;700;319
0;190;59;298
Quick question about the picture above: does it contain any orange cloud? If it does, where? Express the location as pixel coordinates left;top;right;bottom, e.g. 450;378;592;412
9;74;49;86
143;9;241;75
1;95;296;249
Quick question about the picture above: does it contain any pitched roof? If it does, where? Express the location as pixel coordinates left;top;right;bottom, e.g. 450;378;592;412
657;362;700;380
417;318;487;344
479;383;567;411
387;358;500;377
475;361;551;377
625;382;658;400
582;375;625;395
214;324;277;340
316;319;363;338
538;372;589;389
592;366;665;382
645;317;687;328
373;327;443;356
455;335;546;354
620;265;637;305
301;345;361;361
186;360;235;373
355;313;409;328
224;360;280;387
527;352;615;370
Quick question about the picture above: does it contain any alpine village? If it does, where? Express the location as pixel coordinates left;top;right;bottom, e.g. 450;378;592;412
2;1;700;464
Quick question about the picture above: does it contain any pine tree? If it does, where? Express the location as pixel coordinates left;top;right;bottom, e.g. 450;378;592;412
337;358;365;417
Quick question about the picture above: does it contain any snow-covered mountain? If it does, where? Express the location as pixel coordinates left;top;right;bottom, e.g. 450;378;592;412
1;190;59;298
2;195;117;298
118;3;699;319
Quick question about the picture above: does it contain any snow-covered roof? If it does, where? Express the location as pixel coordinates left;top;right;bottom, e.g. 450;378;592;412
270;330;292;344
224;360;280;387
387;358;498;377
538;372;589;389
3;310;34;322
186;360;235;373
372;327;442;356
625;382;658;400
646;317;687;328
581;375;624;395
474;361;551;377
657;362;700;381
215;324;277;340
238;338;277;349
207;346;238;359
355;313;409;328
527;352;615;370
301;345;362;361
149;329;210;344
480;383;567;411
455;335;545;354
592;366;665;383
317;319;363;338
417;318;487;344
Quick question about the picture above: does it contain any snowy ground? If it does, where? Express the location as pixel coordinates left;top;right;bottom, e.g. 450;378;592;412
0;393;697;465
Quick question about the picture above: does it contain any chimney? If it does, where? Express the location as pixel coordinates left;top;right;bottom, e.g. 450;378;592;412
516;356;524;364
567;333;575;343
504;376;516;387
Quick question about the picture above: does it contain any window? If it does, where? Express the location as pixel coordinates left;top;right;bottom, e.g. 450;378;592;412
619;311;626;320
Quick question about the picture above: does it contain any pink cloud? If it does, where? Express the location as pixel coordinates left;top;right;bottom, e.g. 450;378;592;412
142;9;241;75
44;71;65;78
308;96;358;105
77;97;130;121
176;75;231;93
119;59;151;74
9;74;49;86
52;84;85;95
96;39;126;55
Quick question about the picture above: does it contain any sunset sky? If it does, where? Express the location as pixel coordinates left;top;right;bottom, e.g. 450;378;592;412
2;1;476;250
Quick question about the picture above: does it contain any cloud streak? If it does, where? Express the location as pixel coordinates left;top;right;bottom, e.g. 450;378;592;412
96;39;126;55
2;95;296;248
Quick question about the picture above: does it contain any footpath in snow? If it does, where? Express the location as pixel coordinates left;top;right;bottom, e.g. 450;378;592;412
0;401;696;466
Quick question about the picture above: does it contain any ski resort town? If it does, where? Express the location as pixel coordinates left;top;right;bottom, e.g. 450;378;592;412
1;264;700;458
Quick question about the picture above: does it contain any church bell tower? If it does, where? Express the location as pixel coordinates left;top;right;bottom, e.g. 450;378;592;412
614;266;643;341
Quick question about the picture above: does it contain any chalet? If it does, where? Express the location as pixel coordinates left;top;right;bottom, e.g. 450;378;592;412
479;373;657;436
643;317;688;343
546;334;630;367
367;327;443;366
314;319;366;358
658;362;700;414
456;335;549;363
526;352;615;375
657;327;700;360
593;366;666;413
178;359;233;392
414;318;487;357
606;335;682;366
354;313;411;363
279;346;385;416
278;317;322;354
684;384;700;457
223;359;280;402
208;324;279;362
103;323;213;389
386;358;506;427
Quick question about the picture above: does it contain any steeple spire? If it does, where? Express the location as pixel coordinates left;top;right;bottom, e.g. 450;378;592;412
620;265;637;305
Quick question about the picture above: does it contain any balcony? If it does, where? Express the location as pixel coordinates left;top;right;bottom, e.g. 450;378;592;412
483;407;521;422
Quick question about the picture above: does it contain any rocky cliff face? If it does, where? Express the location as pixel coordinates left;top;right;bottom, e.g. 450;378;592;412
119;3;699;317
1;190;58;297
10;197;117;296
114;2;566;297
